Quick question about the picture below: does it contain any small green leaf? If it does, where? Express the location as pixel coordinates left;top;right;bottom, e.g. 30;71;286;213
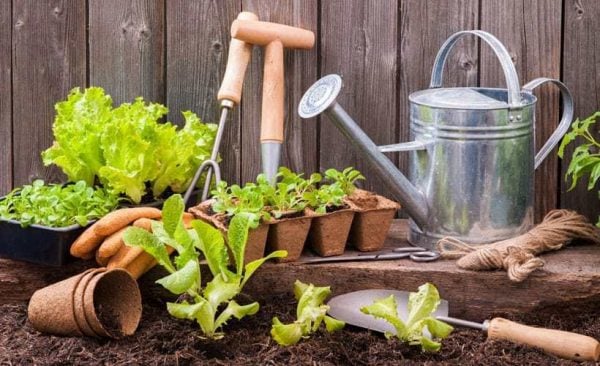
191;220;228;276
214;300;259;330
123;227;175;273
162;194;185;236
156;259;200;295
271;318;304;346
360;294;407;336
324;316;345;332
228;214;252;275
241;250;287;287
203;273;240;309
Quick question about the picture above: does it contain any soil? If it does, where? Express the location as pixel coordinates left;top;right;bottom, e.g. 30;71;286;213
345;189;400;211
95;304;123;339
2;293;599;366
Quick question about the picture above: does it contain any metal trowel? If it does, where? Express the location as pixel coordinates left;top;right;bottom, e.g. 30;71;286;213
327;289;600;362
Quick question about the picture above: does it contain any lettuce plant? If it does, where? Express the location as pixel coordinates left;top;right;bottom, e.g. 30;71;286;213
123;194;287;339
360;283;453;352
558;111;600;225
0;180;119;228
271;280;345;346
42;87;217;203
324;167;365;195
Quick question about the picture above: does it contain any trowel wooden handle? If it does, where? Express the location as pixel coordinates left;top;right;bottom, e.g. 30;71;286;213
260;40;284;143
217;12;259;105
232;19;315;49
488;317;600;361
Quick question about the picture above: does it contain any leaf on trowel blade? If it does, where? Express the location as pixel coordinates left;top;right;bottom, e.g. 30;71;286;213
360;283;453;352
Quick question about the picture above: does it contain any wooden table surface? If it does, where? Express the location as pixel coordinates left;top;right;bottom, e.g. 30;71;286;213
2;220;599;320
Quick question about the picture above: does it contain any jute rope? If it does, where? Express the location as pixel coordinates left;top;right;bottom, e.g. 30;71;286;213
436;210;600;282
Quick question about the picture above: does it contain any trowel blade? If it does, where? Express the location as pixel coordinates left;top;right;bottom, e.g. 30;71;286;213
327;289;449;334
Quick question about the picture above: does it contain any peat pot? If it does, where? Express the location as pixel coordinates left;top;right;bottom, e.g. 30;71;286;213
299;30;574;249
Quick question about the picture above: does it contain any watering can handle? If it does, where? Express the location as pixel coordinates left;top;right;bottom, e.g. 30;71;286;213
522;78;574;170
429;30;522;109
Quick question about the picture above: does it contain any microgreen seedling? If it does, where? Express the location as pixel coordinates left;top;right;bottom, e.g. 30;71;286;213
0;180;119;228
324;167;365;195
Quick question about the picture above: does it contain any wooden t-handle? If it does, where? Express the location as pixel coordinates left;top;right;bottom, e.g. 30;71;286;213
217;12;259;105
260;40;284;143
488;317;600;361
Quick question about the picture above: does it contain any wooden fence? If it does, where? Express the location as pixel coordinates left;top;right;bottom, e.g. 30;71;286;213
1;0;598;222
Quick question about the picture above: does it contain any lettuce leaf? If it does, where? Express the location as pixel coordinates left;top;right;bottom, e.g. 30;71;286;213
271;280;344;346
42;87;217;203
360;283;453;352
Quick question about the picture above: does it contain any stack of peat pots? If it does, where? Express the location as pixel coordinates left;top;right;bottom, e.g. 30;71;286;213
28;268;142;338
190;189;400;263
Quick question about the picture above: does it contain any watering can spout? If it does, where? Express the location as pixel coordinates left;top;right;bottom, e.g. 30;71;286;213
298;75;429;229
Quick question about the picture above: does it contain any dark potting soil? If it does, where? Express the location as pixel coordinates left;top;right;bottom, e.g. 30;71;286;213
95;304;124;339
1;293;599;366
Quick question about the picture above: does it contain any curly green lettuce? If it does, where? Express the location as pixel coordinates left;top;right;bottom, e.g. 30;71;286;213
42;87;217;203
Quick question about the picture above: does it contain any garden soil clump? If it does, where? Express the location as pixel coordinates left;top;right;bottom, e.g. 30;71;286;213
2;293;600;365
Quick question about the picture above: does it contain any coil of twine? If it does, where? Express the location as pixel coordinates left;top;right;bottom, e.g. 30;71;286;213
436;210;600;282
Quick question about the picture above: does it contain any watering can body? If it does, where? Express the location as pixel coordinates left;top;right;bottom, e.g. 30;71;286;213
299;30;573;249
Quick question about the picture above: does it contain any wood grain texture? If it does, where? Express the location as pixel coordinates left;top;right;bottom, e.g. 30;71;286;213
240;0;318;183
166;0;241;184
0;0;11;195
89;0;165;105
3;220;600;324
398;0;479;177
561;0;600;222
11;0;86;186
320;0;398;198
480;0;562;223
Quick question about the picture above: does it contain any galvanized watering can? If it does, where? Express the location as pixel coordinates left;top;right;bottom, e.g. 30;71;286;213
298;30;574;249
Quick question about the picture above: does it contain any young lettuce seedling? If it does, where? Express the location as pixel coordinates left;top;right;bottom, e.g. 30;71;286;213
360;283;453;352
260;168;321;218
271;280;345;346
210;181;271;228
324;167;365;195
123;194;287;339
303;183;346;214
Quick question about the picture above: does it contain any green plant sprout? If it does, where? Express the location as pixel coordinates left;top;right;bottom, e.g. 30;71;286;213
123;194;287;339
360;283;453;352
271;280;345;346
324;167;365;195
210;181;271;228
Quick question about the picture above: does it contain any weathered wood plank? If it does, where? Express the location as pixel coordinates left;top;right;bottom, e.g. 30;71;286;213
3;221;600;323
320;0;399;198
398;0;479;181
11;0;87;186
245;221;600;322
240;0;318;183
0;0;12;195
480;0;562;222
561;0;600;223
166;0;241;184
89;0;165;105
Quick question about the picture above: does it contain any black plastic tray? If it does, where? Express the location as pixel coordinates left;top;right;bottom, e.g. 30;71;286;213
0;218;90;266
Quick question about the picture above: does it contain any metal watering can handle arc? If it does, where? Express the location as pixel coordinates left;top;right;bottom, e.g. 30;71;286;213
429;30;574;169
522;77;574;169
429;30;522;108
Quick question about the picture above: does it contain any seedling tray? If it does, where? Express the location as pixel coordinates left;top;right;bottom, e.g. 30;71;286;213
0;218;89;266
